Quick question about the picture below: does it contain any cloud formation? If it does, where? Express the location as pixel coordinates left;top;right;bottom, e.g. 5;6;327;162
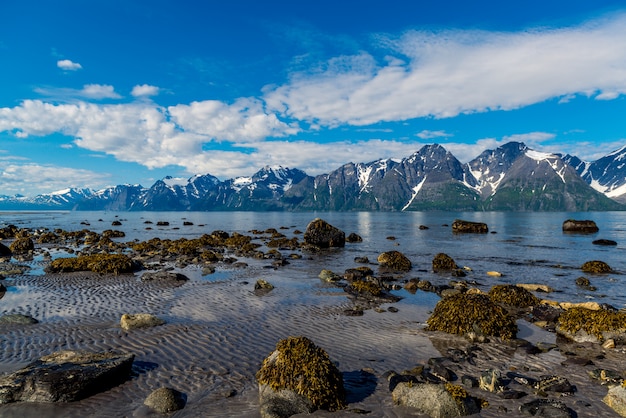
265;13;626;125
131;84;160;97
57;59;82;71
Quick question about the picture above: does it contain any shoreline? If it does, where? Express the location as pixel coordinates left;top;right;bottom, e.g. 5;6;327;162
0;222;625;417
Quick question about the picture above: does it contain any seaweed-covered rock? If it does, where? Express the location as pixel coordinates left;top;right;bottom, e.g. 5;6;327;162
256;336;345;416
0;314;38;325
426;293;517;339
432;253;458;272
345;233;363;243
452;220;488;234
46;254;137;275
120;313;165;331
303;219;345;249
377;251;412;271
391;382;481;417
144;387;186;413
0;350;134;403
9;237;34;255
562;219;599;233
557;307;626;343
581;260;611;273
488;285;540;308
519;399;574;418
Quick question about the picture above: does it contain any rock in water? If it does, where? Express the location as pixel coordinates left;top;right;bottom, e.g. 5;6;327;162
562;219;599;233
144;387;186;413
392;382;480;417
377;251;412;271
0;350;134;403
256;336;345;417
451;219;488;233
303;219;345;248
120;313;165;330
604;384;626;417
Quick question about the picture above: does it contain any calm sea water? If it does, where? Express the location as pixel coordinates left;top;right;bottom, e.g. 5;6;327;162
2;210;626;309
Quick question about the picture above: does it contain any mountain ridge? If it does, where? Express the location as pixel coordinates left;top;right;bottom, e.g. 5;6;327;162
4;142;626;211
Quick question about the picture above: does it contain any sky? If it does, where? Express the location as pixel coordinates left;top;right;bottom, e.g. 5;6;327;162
1;0;626;196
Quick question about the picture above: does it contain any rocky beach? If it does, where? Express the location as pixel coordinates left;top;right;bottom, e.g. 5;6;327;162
1;215;626;417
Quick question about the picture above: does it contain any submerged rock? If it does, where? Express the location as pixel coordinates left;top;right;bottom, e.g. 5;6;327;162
0;350;134;403
0;313;38;325
256;336;345;416
303;219;345;249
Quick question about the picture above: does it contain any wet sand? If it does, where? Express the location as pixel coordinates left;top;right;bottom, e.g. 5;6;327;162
0;256;625;417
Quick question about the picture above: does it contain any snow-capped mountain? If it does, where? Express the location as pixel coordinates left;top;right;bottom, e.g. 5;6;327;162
1;143;625;211
563;145;626;203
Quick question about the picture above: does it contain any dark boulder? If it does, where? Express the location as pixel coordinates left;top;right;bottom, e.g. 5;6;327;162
0;242;11;258
140;271;189;284
592;239;617;246
432;253;458;272
144;387;186;413
581;260;611;273
303;219;345;248
451;219;488;234
345;233;363;243
0;350;134;404
562;219;598;233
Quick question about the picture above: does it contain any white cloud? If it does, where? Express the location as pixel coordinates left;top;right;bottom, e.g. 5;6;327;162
57;59;82;71
265;12;626;126
0;162;109;195
131;84;160;97
416;130;453;140
81;84;121;99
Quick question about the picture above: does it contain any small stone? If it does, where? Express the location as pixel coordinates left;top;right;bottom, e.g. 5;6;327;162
603;339;616;349
520;399;574;418
144;387;186;413
479;369;506;393
120;313;165;331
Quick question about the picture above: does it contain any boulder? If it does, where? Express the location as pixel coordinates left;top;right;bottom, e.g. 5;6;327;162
604;384;626;417
0;350;134;403
144;387;186;413
593;239;617;246
256;336;345;416
562;219;599;233
391;382;480;417
46;254;137;275
254;279;275;296
303;219;345;248
120;313;165;331
9;237;34;255
519;399;574;418
451;219;488;234
432;253;458;272
318;269;342;282
345;233;363;243
377;251;412;271
556;307;626;343
426;293;517;339
581;260;611;273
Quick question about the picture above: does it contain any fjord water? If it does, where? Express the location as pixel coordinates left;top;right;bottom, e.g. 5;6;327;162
3;210;626;308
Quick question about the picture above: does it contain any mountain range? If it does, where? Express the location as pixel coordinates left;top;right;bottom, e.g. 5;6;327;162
2;141;625;212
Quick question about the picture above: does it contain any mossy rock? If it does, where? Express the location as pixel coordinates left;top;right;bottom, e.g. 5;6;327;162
346;279;383;297
426;293;517;339
451;219;488;233
256;336;346;411
557;307;626;342
377;251;412;271
432;253;458;272
562;219;599;233
488;285;540;308
9;237;34;255
303;219;345;249
581;260;611;273
47;254;136;275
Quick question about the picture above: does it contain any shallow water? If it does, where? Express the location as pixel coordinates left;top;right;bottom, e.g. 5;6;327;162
1;211;626;417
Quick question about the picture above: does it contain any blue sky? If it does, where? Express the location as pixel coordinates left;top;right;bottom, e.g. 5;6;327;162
1;0;626;196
